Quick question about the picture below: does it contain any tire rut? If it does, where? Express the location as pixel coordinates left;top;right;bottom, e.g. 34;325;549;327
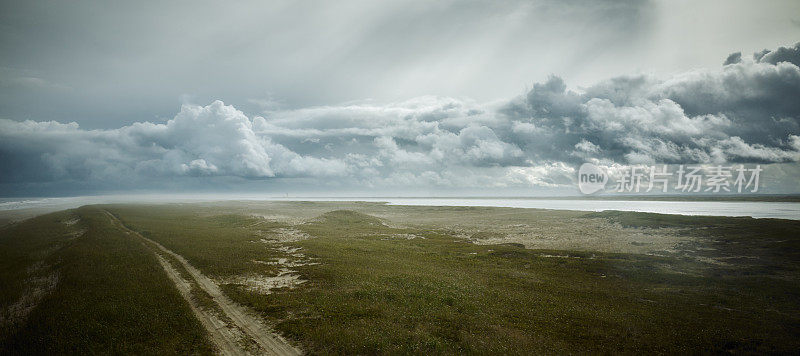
105;210;301;356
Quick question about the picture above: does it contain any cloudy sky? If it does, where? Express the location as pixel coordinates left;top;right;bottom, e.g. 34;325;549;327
1;0;799;196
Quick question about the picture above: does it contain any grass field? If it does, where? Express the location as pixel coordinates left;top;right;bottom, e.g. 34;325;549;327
2;201;800;354
0;206;215;354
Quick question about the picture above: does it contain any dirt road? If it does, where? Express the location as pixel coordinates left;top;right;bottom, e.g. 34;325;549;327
105;211;301;356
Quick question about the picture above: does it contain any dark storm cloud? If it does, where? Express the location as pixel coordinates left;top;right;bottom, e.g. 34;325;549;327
724;52;742;65
1;44;800;195
501;45;800;165
754;42;800;65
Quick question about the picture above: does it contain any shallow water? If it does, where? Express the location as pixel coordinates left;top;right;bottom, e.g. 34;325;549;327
377;198;800;220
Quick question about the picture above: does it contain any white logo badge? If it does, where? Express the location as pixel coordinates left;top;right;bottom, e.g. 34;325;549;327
578;163;607;194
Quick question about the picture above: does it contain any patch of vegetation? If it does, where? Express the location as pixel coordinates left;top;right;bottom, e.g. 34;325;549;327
0;210;77;338
106;203;800;354
585;210;800;277
280;213;800;354
0;206;215;354
107;204;288;278
316;210;386;226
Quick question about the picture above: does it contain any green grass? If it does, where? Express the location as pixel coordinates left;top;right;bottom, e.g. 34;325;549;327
0;210;76;327
586;210;800;277
4;202;798;354
107;205;288;278
0;206;215;354
105;203;800;354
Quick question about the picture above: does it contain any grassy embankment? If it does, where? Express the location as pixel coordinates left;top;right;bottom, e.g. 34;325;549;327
108;203;800;354
0;206;214;354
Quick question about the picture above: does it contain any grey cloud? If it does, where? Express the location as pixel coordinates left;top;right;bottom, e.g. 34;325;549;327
0;101;345;185
2;44;800;195
754;42;800;65
724;52;742;65
501;47;800;166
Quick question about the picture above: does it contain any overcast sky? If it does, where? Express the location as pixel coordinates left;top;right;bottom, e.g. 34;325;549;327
1;0;799;196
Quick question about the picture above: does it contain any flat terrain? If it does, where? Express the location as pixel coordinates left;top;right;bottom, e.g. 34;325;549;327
0;206;214;354
2;201;799;354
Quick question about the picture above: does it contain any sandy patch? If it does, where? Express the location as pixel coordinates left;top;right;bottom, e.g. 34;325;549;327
377;233;425;240
456;218;690;255
249;214;307;226
258;228;312;243
538;254;586;259
276;246;302;254
222;269;307;295
254;258;319;268
239;239;321;295
67;229;86;240
0;270;59;327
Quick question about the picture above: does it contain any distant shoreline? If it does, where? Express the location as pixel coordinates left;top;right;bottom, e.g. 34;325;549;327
3;194;800;203
270;195;800;202
1;195;799;225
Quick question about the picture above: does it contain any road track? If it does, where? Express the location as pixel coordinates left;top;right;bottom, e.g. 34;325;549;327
105;210;301;356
